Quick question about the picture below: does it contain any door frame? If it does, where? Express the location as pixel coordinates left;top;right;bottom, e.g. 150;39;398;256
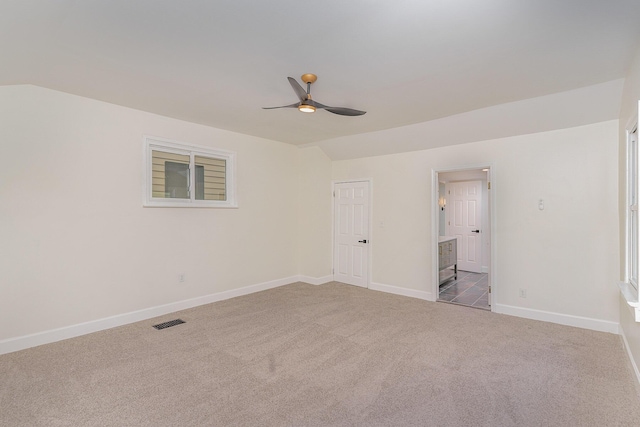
432;165;497;310
332;178;373;289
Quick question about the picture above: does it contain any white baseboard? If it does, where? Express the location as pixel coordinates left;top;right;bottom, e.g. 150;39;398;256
0;276;299;355
370;282;433;301
3;276;623;358
482;266;489;273
298;275;333;285
620;326;640;386
493;303;619;334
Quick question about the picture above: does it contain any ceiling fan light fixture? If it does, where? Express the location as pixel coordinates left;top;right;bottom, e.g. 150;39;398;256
263;74;366;116
298;104;316;113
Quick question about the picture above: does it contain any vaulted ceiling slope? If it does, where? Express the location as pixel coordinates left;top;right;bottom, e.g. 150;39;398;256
1;1;639;151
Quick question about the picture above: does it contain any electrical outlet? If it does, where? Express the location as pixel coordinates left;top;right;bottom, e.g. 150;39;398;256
178;273;186;283
519;288;527;298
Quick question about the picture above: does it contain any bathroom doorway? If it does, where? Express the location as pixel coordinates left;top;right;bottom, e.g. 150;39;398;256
435;168;492;310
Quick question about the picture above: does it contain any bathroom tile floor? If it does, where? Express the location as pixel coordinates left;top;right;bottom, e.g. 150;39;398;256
438;270;490;310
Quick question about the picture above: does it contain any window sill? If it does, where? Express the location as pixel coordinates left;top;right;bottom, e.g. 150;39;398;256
619;282;640;322
143;201;238;208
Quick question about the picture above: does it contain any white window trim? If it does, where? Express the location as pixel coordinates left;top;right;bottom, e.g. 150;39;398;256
620;102;640;322
625;123;639;292
142;136;237;208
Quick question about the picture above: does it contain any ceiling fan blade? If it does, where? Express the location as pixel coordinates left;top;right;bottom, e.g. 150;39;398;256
311;100;365;116
262;102;299;110
310;100;328;109
324;107;366;116
288;77;308;102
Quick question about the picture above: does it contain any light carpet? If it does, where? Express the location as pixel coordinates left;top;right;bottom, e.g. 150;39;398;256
1;282;640;426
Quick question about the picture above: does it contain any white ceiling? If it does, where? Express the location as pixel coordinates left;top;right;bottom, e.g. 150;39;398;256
2;0;639;150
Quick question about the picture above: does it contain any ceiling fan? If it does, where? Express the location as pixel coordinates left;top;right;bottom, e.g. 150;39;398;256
263;74;366;116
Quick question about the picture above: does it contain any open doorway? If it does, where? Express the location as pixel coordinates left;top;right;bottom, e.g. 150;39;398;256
434;167;493;310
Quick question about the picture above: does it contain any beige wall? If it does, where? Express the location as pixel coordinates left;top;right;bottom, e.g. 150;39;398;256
297;146;333;279
333;120;620;323
0;85;299;341
619;44;640;376
0;82;628;359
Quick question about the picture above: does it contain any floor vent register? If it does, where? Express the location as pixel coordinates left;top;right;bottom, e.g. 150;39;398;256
152;319;186;330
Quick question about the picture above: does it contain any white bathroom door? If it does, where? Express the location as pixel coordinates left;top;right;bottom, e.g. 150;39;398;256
333;181;369;288
446;180;482;273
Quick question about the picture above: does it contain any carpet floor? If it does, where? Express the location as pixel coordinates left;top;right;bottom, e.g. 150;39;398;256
1;281;640;426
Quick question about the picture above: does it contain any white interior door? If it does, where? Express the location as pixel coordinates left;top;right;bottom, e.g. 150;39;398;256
333;181;369;288
446;180;482;273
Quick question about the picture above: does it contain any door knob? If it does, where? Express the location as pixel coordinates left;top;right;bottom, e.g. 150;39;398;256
358;239;368;243
471;230;480;233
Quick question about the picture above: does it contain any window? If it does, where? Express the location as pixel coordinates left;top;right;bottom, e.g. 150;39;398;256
621;106;640;320
143;136;236;208
629;125;639;292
